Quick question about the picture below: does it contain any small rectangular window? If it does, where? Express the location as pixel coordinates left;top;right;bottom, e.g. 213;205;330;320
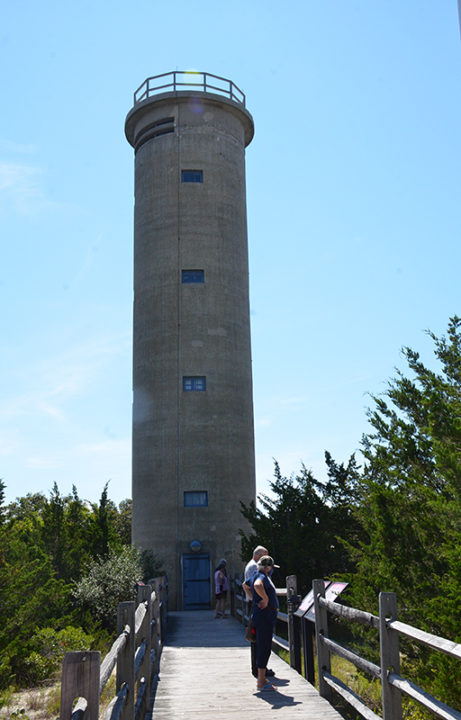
184;491;208;507
183;376;206;391
181;170;203;183
182;269;204;283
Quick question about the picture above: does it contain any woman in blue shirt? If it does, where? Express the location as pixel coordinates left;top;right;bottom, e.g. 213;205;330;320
250;555;279;690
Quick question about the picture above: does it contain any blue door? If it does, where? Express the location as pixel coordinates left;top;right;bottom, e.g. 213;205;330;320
182;554;210;610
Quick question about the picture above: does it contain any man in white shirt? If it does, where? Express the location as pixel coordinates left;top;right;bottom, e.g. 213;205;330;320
243;545;276;678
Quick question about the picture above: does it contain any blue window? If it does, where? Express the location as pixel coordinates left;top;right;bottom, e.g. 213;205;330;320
181;170;203;183
182;269;204;283
183;376;206;391
184;491;208;508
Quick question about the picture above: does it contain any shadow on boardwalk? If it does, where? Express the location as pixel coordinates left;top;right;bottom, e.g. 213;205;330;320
150;611;344;719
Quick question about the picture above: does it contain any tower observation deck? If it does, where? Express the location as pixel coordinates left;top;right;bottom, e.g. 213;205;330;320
125;72;256;609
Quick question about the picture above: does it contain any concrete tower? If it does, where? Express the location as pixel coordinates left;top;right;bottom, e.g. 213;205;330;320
125;72;256;609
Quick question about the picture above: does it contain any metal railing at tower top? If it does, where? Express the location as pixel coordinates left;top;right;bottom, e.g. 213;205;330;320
133;71;246;107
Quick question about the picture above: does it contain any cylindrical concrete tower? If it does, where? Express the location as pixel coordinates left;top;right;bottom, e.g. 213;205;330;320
125;72;255;609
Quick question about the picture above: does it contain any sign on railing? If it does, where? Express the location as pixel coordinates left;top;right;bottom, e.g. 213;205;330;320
232;575;461;720
133;71;246;107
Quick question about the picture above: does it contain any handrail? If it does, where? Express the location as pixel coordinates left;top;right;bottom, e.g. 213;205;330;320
319;595;380;629
233;574;460;719
133;71;246;107
388;619;461;660
312;579;461;720
60;576;168;720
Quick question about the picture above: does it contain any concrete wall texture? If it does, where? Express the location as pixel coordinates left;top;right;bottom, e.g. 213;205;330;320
125;80;256;608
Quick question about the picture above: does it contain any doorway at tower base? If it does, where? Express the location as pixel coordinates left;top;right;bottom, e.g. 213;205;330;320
182;553;211;610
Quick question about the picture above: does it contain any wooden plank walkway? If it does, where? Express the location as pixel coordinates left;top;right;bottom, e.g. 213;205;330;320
151;611;344;719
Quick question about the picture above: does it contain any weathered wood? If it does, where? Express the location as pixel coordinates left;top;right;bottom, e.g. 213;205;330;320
101;696;116;720
110;684;130;720
116;601;135;720
286;574;301;673
154;610;344;720
136;584;152;718
388;673;461;720
302;616;315;685
323;672;381;720
379;592;402;720
71;697;87;720
273;634;289;651
134;601;147;634
134;679;146;720
134;640;146;678
153;579;162;629
150;589;160;679
99;632;127;696
313;578;332;700
321;635;381;678
60;651;100;720
389;620;461;660
60;575;167;720
319;596;380;629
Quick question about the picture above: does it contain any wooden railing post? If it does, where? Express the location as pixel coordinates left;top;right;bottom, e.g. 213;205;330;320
60;651;100;720
302;617;315;685
117;601;135;720
158;577;168;641
151;580;161;678
313;578;331;699
230;575;236;617
379;592;403;720
286;575;301;672
137;584;152;718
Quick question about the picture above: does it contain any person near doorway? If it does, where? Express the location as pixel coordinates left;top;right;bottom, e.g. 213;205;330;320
243;545;276;679
214;559;229;618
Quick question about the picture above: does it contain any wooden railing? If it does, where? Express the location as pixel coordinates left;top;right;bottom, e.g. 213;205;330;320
60;577;167;720
232;576;461;720
312;579;461;720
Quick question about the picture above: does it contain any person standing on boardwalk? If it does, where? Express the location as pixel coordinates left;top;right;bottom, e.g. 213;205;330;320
243;545;276;679
244;544;268;586
214;559;229;618
249;555;280;690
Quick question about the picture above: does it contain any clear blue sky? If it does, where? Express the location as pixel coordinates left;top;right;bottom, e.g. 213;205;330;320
1;1;460;506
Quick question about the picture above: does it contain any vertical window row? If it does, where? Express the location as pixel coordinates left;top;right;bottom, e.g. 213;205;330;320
182;168;205;390
181;169;207;504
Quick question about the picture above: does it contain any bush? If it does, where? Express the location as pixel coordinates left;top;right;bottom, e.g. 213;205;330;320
72;546;143;629
24;626;93;684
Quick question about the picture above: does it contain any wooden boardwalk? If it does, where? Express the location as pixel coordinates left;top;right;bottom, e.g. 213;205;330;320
151;611;344;719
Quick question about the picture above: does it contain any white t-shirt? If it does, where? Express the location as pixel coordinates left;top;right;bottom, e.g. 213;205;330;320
244;558;258;583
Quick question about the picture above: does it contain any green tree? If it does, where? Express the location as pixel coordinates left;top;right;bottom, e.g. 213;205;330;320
240;455;360;594
348;316;461;709
0;497;71;688
0;479;6;526
41;482;66;578
113;498;132;546
63;485;93;580
90;482;118;558
0;481;131;689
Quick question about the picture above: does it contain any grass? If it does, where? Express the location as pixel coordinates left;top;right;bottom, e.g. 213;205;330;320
0;672;117;720
273;632;434;720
